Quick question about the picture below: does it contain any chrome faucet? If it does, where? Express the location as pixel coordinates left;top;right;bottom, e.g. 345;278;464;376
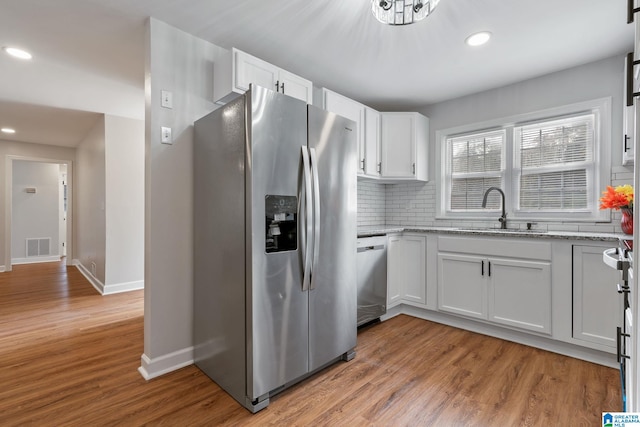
482;187;507;229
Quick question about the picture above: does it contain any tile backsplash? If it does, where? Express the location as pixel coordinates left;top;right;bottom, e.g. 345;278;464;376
356;165;633;233
357;180;386;227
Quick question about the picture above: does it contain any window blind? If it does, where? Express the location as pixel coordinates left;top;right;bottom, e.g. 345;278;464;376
515;114;594;211
447;131;505;211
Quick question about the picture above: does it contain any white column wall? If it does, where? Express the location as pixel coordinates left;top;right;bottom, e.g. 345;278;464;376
76;116;107;284
141;17;227;378
104;115;145;291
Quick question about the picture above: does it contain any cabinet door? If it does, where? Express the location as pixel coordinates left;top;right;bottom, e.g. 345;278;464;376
437;253;486;319
323;90;364;174
401;235;426;304
488;257;551;334
381;113;415;178
572;245;621;348
235;50;278;93
364;107;381;177
386;235;403;307
278;69;313;104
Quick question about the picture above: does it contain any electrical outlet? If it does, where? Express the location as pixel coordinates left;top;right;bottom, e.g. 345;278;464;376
161;127;172;144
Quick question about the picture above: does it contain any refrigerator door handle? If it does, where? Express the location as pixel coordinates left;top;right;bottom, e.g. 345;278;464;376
301;146;313;292
309;147;321;290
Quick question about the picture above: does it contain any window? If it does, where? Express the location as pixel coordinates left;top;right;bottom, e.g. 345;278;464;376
514;114;595;212
446;130;505;211
438;98;610;222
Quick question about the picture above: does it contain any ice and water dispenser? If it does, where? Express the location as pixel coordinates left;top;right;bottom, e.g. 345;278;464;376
265;195;297;253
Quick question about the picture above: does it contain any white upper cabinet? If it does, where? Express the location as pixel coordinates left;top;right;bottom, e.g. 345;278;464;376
322;89;366;175
364;107;381;177
380;112;429;181
214;48;313;105
234;51;278;93
321;89;428;181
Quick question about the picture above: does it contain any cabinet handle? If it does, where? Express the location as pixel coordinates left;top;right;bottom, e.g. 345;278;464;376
626;52;640;106
280;82;285;93
412;163;416;175
275;80;280;92
488;261;491;277
481;260;484;276
629;0;640;23
377;162;382;174
360;158;365;170
625;135;631;152
618;326;631;362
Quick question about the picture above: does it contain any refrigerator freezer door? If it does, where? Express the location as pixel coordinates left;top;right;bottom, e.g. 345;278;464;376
307;105;358;371
248;85;309;400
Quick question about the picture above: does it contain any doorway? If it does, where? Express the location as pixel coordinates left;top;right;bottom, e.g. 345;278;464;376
4;156;73;272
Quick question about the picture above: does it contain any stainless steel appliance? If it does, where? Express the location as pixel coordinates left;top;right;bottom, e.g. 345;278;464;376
193;85;357;413
357;235;387;326
603;239;634;411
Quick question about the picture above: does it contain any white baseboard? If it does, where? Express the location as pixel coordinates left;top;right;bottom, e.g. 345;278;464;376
12;256;61;265
103;280;144;295
74;261;143;295
74;261;105;294
383;304;617;369
138;347;194;380
0;265;5;273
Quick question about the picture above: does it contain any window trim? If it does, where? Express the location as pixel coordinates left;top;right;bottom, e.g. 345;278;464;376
436;97;611;222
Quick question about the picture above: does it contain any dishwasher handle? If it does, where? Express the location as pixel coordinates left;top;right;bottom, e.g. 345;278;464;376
357;245;385;253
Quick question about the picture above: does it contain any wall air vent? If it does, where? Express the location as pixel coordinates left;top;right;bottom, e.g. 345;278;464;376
26;238;51;257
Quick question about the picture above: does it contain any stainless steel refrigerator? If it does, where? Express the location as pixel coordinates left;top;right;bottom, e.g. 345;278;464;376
193;85;357;413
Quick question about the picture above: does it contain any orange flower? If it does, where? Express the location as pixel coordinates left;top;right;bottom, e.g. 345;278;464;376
599;185;634;210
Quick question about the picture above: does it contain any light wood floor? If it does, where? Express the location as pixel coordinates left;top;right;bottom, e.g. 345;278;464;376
0;261;621;426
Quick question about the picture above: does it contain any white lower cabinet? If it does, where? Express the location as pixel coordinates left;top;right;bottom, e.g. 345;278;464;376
437;253;487;319
488;257;551;333
572;245;621;350
387;234;426;308
437;236;552;334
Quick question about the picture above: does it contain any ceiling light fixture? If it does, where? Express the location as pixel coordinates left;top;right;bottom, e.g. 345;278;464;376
3;46;32;60
1;128;16;134
371;0;440;26
465;31;492;47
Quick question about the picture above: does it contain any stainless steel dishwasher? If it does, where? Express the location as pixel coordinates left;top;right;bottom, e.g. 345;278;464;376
357;235;387;326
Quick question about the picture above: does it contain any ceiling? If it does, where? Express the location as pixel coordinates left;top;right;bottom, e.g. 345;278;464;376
0;0;634;147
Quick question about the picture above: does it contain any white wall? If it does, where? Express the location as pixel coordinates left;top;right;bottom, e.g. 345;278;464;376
141;18;227;378
381;54;632;233
76;116;106;282
1;141;76;272
104;115;145;290
11;161;60;262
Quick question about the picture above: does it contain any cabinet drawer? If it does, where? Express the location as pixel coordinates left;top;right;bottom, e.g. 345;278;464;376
437;236;551;261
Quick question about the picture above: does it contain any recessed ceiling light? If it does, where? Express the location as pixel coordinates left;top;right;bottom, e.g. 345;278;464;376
3;46;32;60
1;128;16;134
465;31;492;47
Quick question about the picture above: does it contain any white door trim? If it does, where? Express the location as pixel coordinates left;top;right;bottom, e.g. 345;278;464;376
4;155;73;272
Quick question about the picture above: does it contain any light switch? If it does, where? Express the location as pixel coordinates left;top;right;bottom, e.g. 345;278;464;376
161;90;173;109
161;126;172;144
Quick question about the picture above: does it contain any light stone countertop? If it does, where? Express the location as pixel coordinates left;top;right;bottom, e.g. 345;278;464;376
357;225;626;242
